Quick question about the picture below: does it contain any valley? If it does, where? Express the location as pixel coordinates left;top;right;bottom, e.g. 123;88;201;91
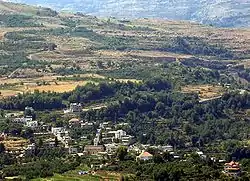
0;1;250;181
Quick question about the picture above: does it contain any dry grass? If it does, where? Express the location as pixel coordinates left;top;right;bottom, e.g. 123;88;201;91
0;76;95;98
0;82;92;98
0;31;5;40
0;1;38;14
0;73;142;98
128;50;192;59
22;81;94;93
43;35;95;51
239;59;250;68
0;89;23;98
130;19;250;56
182;84;225;100
97;50;192;59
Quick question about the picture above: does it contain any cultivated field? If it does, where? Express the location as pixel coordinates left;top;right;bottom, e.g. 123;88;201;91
182;84;225;101
0;74;141;98
1;137;28;151
0;80;93;98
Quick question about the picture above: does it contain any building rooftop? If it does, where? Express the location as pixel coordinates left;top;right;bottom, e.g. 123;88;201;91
139;151;153;157
69;118;80;123
225;161;240;167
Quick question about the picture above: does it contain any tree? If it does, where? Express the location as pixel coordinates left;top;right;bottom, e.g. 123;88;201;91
153;154;164;163
162;151;173;162
55;137;59;147
96;60;104;69
155;102;165;115
0;143;5;153
116;146;128;161
38;138;43;148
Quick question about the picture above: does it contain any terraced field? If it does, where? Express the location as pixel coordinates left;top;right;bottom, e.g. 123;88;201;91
0;73;140;98
0;1;249;100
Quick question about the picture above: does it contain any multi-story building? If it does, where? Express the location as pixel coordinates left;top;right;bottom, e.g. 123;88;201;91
26;121;38;129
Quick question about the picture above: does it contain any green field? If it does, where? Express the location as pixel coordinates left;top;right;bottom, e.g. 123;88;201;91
32;165;120;181
33;174;101;181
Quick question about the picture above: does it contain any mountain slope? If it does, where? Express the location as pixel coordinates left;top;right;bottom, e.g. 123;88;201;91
5;0;250;27
0;0;57;16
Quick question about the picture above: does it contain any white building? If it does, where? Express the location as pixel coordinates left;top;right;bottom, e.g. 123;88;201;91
107;130;126;140
104;143;119;154
121;135;133;146
13;117;32;124
160;145;174;152
51;127;71;148
81;122;93;128
51;127;65;136
26;143;36;150
68;147;78;154
100;122;111;129
69;103;82;113
25;143;36;154
26;121;38;128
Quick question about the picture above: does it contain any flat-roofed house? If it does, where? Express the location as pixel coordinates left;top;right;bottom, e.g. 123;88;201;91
70;103;82;113
84;145;105;155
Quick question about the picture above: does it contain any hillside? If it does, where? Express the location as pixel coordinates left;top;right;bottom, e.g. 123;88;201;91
0;0;57;16
0;1;249;95
6;0;250;27
1;2;250;181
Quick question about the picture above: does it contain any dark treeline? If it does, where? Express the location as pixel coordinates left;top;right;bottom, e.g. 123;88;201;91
158;36;235;59
0;91;65;110
2;158;79;180
238;68;250;82
0;77;172;110
0;14;43;27
181;57;229;70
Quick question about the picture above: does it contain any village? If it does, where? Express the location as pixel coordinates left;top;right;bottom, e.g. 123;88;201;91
0;103;243;178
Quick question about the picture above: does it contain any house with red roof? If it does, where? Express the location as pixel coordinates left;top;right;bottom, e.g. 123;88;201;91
136;151;153;161
223;161;241;177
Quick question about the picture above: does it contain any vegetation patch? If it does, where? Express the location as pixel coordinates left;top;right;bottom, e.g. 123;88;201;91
181;84;225;101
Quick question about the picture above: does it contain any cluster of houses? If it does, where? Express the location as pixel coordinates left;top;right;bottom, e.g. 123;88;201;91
51;127;71;148
2;105;243;178
13;117;38;129
100;122;133;146
83;121;134;156
11;107;38;129
68;118;94;128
